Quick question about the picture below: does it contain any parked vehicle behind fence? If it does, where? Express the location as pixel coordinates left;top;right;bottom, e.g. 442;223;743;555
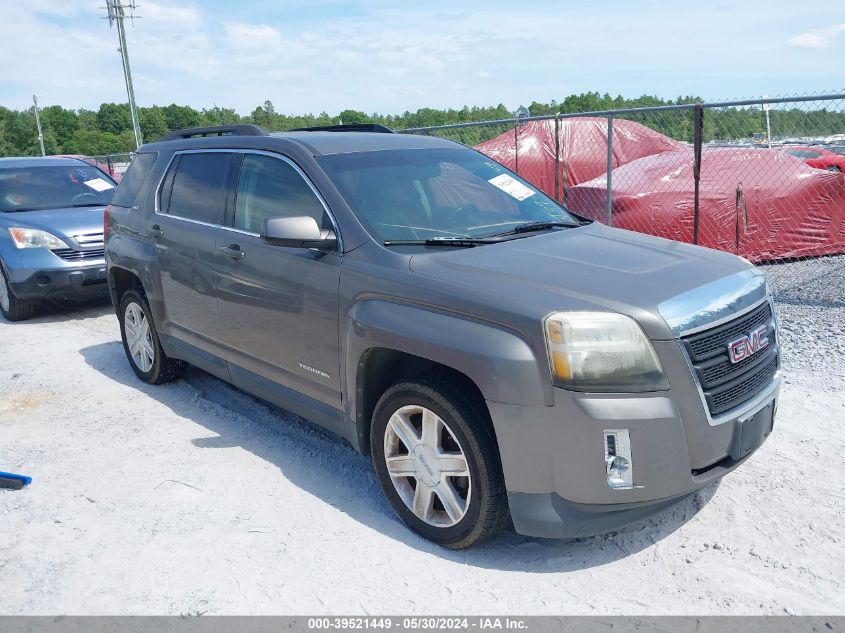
0;156;116;321
105;124;780;548
780;145;845;172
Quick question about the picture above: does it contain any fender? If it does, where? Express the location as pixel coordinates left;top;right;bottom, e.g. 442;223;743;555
107;232;165;320
344;299;550;435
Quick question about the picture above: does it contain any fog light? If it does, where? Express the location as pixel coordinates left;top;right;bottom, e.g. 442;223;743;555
604;430;633;489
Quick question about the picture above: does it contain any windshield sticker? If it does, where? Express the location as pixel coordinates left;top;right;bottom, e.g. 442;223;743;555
83;178;114;192
488;173;534;201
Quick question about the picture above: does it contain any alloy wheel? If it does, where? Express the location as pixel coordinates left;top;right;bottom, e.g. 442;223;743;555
0;271;9;313
124;302;155;373
383;404;472;527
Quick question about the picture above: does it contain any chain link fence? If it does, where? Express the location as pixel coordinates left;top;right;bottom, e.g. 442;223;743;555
84;152;135;181
402;93;845;308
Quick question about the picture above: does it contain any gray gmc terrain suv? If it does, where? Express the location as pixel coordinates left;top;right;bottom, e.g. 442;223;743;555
105;124;780;548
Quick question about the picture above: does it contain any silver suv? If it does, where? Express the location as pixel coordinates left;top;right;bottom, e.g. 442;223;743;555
105;124;780;548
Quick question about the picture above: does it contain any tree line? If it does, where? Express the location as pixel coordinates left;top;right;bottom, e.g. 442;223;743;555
1;93;842;157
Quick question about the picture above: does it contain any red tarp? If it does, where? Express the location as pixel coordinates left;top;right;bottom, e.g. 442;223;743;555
474;117;682;194
566;148;845;262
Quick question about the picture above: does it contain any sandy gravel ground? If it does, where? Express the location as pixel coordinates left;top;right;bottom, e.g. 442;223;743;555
0;295;843;615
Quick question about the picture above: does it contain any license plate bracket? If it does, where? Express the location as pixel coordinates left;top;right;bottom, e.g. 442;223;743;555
730;399;775;461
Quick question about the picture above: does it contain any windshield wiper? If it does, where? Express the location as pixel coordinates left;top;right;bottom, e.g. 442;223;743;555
383;236;499;248
500;220;578;236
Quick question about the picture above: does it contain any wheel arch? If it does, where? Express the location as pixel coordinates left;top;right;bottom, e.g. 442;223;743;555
108;266;145;308
344;299;550;454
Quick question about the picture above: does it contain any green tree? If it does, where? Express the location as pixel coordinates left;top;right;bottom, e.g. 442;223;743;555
250;100;277;129
139;107;168;142
96;103;132;135
339;109;370;125
161;104;202;131
40;105;79;148
64;129;129;155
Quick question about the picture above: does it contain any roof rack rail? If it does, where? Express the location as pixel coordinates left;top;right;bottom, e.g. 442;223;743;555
157;124;267;142
290;123;394;134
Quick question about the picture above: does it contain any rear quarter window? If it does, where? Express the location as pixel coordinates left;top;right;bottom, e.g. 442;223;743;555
111;152;158;208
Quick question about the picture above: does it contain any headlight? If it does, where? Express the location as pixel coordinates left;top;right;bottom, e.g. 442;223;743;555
543;311;669;392
7;228;69;250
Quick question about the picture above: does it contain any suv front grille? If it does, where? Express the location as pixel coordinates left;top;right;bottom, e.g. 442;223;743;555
685;302;772;361
51;232;105;262
51;247;105;261
681;301;778;417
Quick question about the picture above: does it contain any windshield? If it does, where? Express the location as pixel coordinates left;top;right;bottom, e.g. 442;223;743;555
0;165;116;213
317;147;579;242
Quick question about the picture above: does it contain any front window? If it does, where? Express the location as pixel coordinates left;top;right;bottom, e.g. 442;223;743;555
317;148;579;243
234;154;331;234
0;164;116;213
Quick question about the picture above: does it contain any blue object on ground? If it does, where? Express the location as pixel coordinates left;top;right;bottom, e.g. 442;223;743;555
0;471;32;490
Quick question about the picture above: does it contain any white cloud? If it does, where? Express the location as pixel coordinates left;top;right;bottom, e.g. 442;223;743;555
223;22;285;53
788;33;829;48
787;24;845;48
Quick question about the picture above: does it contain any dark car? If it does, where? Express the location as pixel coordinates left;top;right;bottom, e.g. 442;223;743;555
0;157;116;321
105;125;779;548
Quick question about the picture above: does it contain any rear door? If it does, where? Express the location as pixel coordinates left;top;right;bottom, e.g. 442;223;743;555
214;151;342;411
149;151;235;350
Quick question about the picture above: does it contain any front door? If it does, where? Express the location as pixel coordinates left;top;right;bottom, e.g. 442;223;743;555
215;152;342;411
150;151;234;350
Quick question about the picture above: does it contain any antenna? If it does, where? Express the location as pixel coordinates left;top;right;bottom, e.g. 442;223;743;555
102;0;142;149
32;95;46;156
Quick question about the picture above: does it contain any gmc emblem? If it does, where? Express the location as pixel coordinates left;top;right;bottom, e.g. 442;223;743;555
727;325;770;364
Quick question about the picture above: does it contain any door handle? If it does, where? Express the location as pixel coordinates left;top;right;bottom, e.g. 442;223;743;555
219;244;245;260
148;224;163;238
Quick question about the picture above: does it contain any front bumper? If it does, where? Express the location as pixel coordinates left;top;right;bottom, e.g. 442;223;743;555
7;262;108;300
487;366;779;539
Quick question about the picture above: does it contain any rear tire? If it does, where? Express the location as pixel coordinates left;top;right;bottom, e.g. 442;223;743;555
0;263;35;322
118;289;187;384
371;380;507;549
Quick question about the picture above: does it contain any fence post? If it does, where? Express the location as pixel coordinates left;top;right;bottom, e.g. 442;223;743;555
554;114;560;202
692;103;703;245
605;114;613;226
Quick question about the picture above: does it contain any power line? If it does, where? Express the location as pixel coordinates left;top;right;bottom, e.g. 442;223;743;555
103;0;142;149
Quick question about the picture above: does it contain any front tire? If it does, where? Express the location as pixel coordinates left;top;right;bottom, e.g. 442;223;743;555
118;290;187;384
0;263;34;322
371;380;507;549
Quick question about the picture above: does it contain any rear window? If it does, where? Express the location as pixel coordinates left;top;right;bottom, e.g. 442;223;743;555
164;152;233;224
785;149;822;159
111;152;157;208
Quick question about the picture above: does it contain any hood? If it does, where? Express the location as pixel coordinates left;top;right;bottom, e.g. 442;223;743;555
409;222;753;340
0;206;105;239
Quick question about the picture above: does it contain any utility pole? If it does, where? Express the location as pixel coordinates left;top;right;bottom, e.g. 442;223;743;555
32;95;46;156
104;0;142;149
762;95;772;149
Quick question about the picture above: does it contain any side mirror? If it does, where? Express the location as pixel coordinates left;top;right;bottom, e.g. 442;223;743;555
261;216;337;250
